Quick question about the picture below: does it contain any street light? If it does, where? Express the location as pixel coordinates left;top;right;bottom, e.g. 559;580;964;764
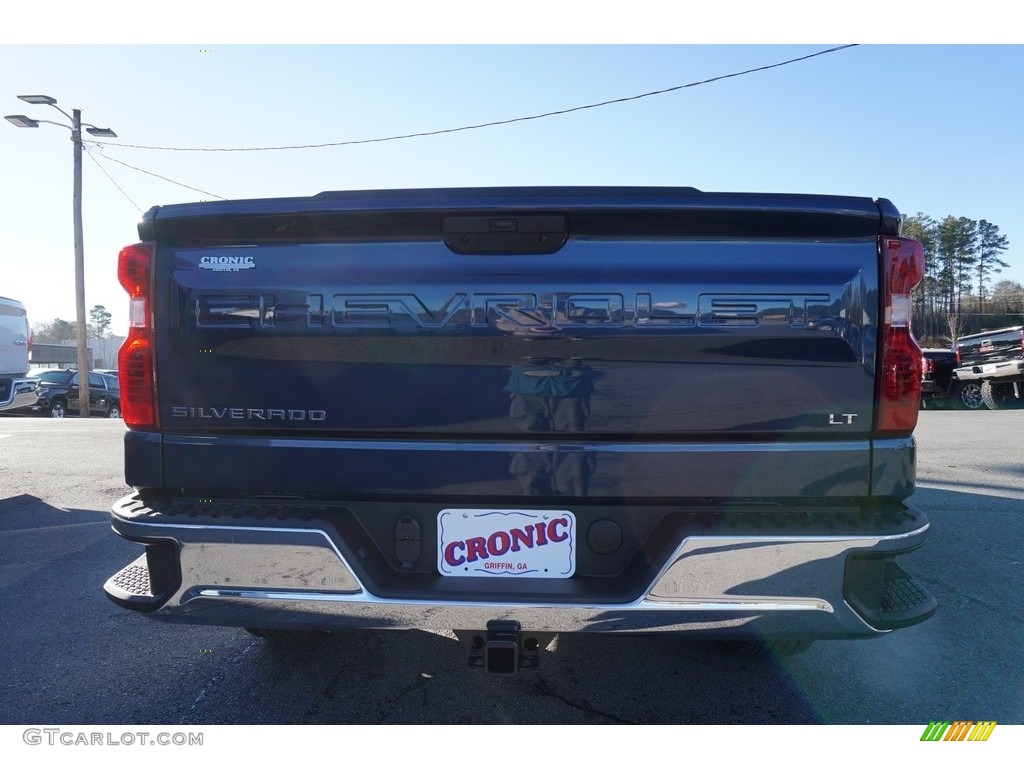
4;115;41;128
5;94;118;417
18;94;58;105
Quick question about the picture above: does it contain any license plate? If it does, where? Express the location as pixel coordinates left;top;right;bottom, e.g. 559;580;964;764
437;509;576;578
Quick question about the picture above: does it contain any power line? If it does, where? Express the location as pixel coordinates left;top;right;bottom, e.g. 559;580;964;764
90;45;858;153
85;148;144;213
92;151;227;200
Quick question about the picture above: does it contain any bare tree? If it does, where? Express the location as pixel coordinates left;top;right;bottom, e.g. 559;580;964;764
943;312;968;346
33;318;78;344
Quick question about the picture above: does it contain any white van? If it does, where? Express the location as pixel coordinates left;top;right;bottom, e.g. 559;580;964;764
0;297;38;412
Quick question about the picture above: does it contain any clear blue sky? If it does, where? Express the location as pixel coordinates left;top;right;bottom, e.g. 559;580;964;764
2;36;1022;336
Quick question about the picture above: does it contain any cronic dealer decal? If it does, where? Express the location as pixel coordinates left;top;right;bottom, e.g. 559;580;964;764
198;256;256;272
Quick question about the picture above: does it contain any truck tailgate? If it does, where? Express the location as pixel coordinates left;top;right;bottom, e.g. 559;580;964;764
139;189;893;499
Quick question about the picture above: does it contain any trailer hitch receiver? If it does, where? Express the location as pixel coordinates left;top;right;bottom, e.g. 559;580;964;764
457;621;556;677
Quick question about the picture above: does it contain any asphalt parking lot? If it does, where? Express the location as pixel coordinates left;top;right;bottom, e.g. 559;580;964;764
0;411;1021;727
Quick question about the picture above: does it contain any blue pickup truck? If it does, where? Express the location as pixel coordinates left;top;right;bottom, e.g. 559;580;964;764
104;187;936;672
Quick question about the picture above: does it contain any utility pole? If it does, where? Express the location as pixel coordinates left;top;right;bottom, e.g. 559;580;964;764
72;108;90;414
6;95;118;417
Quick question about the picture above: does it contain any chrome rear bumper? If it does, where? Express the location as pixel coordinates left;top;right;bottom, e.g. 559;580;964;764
106;495;935;639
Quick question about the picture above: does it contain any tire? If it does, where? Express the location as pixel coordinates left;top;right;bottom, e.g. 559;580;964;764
953;382;985;410
107;405;121;419
49;400;67;418
723;638;814;657
981;380;1020;410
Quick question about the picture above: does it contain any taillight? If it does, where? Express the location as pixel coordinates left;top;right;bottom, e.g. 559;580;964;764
117;242;158;430
876;236;925;435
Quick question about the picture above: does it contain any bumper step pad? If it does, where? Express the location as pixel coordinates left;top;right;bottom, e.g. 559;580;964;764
847;559;937;630
104;553;177;613
881;576;933;615
876;571;938;628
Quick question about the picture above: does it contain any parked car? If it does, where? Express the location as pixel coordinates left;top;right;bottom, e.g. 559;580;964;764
13;369;121;418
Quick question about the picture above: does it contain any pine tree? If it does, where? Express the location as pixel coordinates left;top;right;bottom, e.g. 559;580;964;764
936;215;978;316
89;305;113;340
974;220;1010;315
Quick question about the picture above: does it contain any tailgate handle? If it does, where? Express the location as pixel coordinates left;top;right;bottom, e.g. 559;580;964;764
443;215;567;254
